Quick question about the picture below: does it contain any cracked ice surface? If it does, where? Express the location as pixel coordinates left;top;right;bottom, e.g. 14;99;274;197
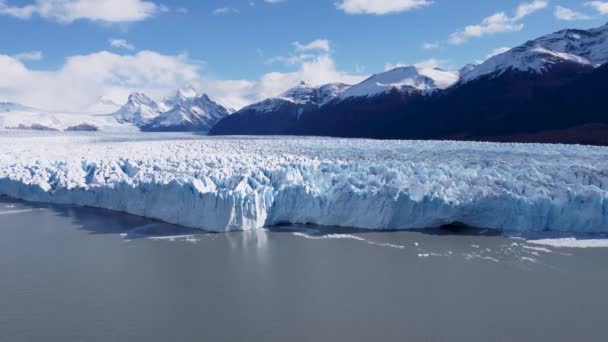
1;131;607;232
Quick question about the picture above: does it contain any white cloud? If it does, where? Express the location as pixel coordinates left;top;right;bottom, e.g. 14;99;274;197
267;39;331;65
0;0;162;23
414;58;448;69
193;51;364;110
255;39;364;105
212;7;239;15
12;51;43;61
264;0;286;3
423;42;440;50
448;1;548;45
0;51;199;111
585;1;608;14
487;47;511;59
109;38;135;51
385;58;450;71
513;0;549;20
294;39;330;52
0;40;365;112
472;47;512;64
336;0;431;15
554;5;590;20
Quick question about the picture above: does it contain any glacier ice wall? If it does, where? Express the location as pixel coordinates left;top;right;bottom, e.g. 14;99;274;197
1;131;607;233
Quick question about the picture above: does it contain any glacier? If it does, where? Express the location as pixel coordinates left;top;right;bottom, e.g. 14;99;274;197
0;131;607;233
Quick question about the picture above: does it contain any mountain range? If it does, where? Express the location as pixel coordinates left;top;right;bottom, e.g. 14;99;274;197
1;23;607;144
114;86;233;132
211;23;608;145
0;87;232;133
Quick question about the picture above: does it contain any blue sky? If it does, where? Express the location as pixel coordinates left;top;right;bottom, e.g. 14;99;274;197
1;0;607;110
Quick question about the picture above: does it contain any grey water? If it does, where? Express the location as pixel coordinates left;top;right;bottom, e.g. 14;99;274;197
1;197;608;342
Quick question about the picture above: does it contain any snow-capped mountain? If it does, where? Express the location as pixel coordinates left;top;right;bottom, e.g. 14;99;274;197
210;82;351;135
280;81;351;105
142;89;232;132
532;24;608;66
244;81;350;113
113;87;232;132
340;66;458;99
461;23;608;83
212;23;608;145
113;93;163;126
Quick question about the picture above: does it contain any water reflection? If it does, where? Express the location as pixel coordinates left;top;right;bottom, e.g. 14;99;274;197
3;196;608;342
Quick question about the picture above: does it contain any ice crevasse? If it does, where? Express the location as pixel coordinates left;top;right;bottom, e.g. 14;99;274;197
0;132;607;233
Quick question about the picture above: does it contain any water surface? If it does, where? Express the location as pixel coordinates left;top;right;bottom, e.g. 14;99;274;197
1;197;607;341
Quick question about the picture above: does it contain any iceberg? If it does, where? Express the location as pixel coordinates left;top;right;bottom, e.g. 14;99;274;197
0;131;607;233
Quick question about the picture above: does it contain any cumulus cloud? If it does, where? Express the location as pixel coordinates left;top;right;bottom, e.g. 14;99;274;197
336;0;431;15
0;51;199;111
448;1;548;45
266;39;331;65
0;40;365;112
0;0;163;23
554;5;590;20
585;1;608;14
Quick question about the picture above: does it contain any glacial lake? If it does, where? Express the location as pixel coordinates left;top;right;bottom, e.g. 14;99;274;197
1;196;608;342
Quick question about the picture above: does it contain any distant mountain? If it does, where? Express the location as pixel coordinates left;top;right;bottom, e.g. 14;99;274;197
0;102;33;112
340;66;458;99
114;93;164;126
461;24;608;83
211;23;608;145
114;87;231;132
0;102;130;132
142;88;232;132
211;82;350;135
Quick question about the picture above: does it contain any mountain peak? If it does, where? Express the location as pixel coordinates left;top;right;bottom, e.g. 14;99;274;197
461;23;608;83
340;65;455;99
128;92;154;104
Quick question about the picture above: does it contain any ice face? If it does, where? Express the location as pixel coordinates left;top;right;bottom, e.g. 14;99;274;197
0;131;607;233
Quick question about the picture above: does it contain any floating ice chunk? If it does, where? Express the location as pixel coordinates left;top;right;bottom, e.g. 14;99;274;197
292;232;405;249
0;209;40;215
528;238;608;248
523;245;552;253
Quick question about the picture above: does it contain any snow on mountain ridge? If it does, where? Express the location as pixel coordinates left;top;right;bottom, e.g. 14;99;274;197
111;87;231;132
340;66;458;99
144;92;231;132
244;82;351;113
113;92;162;125
461;23;608;83
530;24;608;67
